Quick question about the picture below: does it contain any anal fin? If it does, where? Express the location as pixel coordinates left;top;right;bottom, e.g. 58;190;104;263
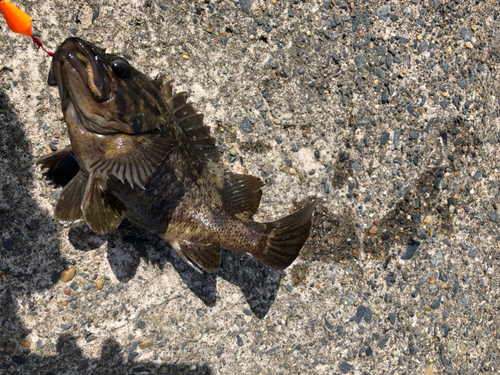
82;173;126;235
36;147;80;186
224;172;264;218
171;240;221;273
54;170;87;228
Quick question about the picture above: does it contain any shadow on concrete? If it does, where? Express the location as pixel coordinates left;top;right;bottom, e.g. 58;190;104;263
0;89;211;374
68;203;284;319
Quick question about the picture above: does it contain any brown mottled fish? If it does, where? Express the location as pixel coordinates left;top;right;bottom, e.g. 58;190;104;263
37;38;315;273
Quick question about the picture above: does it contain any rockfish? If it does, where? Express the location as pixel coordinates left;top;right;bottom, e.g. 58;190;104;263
38;38;315;272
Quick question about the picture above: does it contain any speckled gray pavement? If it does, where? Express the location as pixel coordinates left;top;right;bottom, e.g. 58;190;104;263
1;1;500;374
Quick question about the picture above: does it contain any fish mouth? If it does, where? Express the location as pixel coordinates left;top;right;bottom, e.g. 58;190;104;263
48;38;126;134
48;38;112;102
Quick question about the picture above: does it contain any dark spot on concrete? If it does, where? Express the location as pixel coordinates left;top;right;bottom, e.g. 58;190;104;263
331;153;353;189
290;263;309;286
364;167;453;252
301;206;385;263
239;140;271;154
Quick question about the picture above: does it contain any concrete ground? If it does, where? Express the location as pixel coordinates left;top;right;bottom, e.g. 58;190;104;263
1;0;499;374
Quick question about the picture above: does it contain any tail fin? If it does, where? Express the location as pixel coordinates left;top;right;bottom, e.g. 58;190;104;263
254;202;316;270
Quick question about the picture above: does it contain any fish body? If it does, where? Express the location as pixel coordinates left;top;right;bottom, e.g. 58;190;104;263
38;38;315;272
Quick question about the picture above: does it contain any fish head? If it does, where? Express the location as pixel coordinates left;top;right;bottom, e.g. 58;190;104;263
48;37;167;135
47;38;178;186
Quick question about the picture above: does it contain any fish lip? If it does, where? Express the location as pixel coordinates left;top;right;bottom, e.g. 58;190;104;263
49;38;111;101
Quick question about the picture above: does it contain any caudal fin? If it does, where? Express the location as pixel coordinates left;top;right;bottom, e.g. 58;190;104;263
254;202;316;270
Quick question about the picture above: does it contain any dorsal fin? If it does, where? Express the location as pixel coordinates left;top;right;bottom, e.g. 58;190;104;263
166;91;188;109
224;172;264;218
153;75;174;98
162;89;221;163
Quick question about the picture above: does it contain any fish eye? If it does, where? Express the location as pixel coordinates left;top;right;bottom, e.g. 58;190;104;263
110;58;131;79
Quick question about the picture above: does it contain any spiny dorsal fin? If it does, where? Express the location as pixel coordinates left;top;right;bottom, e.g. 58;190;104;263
166;91;188;109
224;172;264;218
54;170;87;228
88;137;179;189
36;147;80;186
163;90;221;163
171;240;221;273
82;173;126;235
153;75;174;98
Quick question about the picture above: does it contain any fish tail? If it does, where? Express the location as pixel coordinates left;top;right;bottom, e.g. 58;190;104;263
253;202;316;269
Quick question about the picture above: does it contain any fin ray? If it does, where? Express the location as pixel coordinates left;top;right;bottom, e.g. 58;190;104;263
171;240;221;273
88;137;179;188
253;202;316;269
54;170;88;228
224;172;264;218
82;173;126;235
164;89;221;164
36;147;80;186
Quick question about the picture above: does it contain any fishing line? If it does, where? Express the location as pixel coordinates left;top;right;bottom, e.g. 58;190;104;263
0;0;54;56
1;1;88;175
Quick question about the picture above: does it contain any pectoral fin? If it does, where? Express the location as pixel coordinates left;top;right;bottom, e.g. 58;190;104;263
171;240;221;273
36;147;80;186
82;173;126;235
88;137;179;189
54;170;87;228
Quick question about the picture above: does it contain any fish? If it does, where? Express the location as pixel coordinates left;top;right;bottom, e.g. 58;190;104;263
37;37;315;273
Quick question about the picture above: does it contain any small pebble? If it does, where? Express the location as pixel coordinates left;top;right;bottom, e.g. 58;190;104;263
467;247;477;258
128;352;139;362
376;5;391;21
239;118;254;133
20;340;30;348
60;268;76;282
339;362;353;374
354;55;366;70
430;250;443;267
423;216;432;225
431;296;441;309
236;335;244;347
460;28;472;42
461;293;470;308
480;51;488;63
139;340;153;349
95;278;104;290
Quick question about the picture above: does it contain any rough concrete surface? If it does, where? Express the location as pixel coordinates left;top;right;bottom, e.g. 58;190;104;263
1;0;500;374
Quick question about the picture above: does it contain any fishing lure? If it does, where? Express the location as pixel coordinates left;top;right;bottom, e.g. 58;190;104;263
0;0;53;56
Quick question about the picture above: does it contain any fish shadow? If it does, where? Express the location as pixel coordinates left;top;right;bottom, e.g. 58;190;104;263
68;218;284;319
0;89;209;374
